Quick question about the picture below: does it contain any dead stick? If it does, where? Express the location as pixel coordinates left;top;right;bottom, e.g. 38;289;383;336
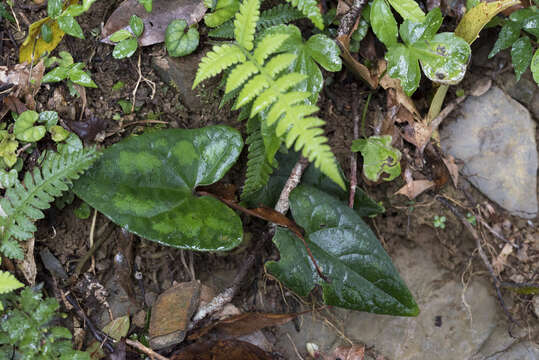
275;156;310;214
436;196;516;325
349;91;360;209
337;0;368;37
125;339;169;360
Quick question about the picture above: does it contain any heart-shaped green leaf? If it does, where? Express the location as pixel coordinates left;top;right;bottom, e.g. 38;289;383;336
351;135;401;182
49;125;70;142
113;38;138;59
73;126;244;251
129;15;144;38
38;111;59;130
165;19;200;57
385;43;420;96
13;111;47;143
414;32;471;85
266;186;418;316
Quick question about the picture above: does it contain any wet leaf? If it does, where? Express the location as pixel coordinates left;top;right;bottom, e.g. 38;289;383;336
138;0;153;12
532;49;539;84
57;133;83;154
399;7;442;45
57;15;84;39
19;18;66;63
165;19;200;57
113;38;139;59
351;135;401;182
129;14;144;37
371;0;398;47
488;21;521;58
13;110;46;142
387;0;425;22
102;0;206;46
38;111;59;130
171;340;273;360
511;35;533;81
42;66;69;83
73;126;244;251
0;168;18;189
454;0;520;44
68;66;97;88
48;0;63;19
266;186;419;316
205;0;239;27
41;23;53;43
110;29;132;42
415;32;471;85
509;8;539;38
385;44;421;96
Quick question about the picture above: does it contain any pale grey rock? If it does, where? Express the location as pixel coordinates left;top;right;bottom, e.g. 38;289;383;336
485;341;539;360
273;243;528;360
440;86;537;218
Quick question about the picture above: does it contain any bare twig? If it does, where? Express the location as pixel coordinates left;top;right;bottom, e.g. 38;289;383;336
125;339;169;360
275;156;310;214
131;52;156;113
71;221;112;283
337;0;368;37
89;209;97;274
349;89;360;209
436;196;517;325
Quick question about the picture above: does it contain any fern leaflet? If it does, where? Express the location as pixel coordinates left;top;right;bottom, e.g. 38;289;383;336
209;4;304;39
285;0;323;30
242;116;276;199
0;271;24;294
0;148;99;259
194;0;344;189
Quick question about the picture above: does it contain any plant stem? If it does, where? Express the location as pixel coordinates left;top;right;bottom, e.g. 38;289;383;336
360;91;372;139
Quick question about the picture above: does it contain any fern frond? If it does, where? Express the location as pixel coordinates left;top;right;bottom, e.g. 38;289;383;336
0;271;23;294
264;53;297;77
0;239;23;260
234;74;270;109
285;0;324;30
193;44;245;88
226;62;259;93
234;0;260;51
257;4;304;30
0;148;99;259
253;33;290;65
251;73;307;116
242;116;276;199
209;4;304;39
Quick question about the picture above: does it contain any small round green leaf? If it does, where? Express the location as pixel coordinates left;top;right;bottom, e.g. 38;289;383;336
74;202;91;219
73;126;244;251
165;19;200;57
113;38;138;59
351;135;401;182
38;111;59;130
109;29;132;42
57;133;83;154
415;32;471;85
49;125;70;142
129;15;144;38
14;111;46;142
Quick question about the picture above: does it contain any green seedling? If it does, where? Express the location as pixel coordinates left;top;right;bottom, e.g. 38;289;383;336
433;215;447;229
110;15;144;59
43;51;97;89
466;212;477;226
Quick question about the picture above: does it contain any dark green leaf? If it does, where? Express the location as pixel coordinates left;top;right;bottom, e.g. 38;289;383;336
371;0;398;47
511;35;533;81
67;67;97;88
57;16;85;39
48;0;62;18
43;66;69;83
129;15;144;38
387;0;425;22
38;111;59;130
531;49;538;84
73;126;244;251
266;186;419;315
112;38;138;59
488;21;521;58
63;4;85;17
41;23;53;43
385;43;421;96
305;34;342;72
399;7;442;45
165;19;200;57
508;8;539;38
138;0;153;12
414;32;471;85
204;0;239;27
0;3;15;22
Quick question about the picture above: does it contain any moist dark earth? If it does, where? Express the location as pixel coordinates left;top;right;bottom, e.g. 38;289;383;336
1;0;538;358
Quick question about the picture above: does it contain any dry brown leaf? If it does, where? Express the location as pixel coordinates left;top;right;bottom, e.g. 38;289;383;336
395;180;435;199
492;243;514;274
171;340;274;360
15;238;36;285
378;61;420;119
102;0;206;46
336;35;377;89
325;345;365;360
441;154;459;187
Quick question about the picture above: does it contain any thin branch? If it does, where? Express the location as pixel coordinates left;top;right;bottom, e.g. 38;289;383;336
275;156;310;214
337;0;368;37
125;339;169;360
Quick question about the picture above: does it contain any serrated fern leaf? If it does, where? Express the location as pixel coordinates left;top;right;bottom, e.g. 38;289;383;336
258;4;304;30
0;238;24;260
226;62;259;93
0;148;99;259
253;33;290;64
193;44;245;88
0;271;23;294
234;74;270;109
264;53;297;77
234;0;260;51
242;116;276;199
285;0;324;30
209;21;235;38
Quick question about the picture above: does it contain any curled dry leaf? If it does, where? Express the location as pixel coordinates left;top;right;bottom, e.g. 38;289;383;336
102;0;207;46
441;154;459;187
0;61;44;100
395;167;435;199
171;340;274;360
378;61;420;120
336;35;378;89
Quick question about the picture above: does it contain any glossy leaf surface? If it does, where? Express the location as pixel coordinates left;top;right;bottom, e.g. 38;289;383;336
351;135;401;182
13;111;47;143
73;126;244;251
511;36;533;81
371;0;397;47
488;21;521;58
399;7;442;45
113;38;138;59
387;0;424;23
385;44;420;96
165;19;200;57
266;186;419;316
57;15;84;39
532;49;539;84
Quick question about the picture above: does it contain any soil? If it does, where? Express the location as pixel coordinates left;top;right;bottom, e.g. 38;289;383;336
1;0;538;359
